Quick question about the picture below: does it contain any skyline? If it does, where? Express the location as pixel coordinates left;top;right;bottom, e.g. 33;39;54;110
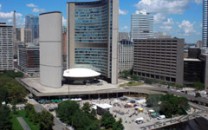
0;0;203;43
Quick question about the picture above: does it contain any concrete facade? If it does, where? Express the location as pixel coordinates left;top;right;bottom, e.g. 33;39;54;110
67;0;119;84
133;38;184;85
0;23;14;71
39;12;62;88
118;40;134;72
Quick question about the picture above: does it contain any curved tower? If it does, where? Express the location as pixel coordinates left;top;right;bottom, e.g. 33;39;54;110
67;0;119;84
39;12;62;88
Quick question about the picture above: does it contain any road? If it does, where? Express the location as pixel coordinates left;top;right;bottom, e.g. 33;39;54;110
17;117;31;130
127;86;208;105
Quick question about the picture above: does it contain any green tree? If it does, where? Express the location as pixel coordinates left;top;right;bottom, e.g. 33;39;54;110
193;81;205;90
112;118;124;130
39;110;54;130
119;70;131;78
101;112;116;129
82;102;91;114
0;105;12;130
0;87;8;103
131;74;140;81
146;94;162;107
57;100;80;124
160;94;189;118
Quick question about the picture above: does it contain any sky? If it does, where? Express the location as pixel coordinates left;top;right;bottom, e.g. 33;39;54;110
0;0;203;43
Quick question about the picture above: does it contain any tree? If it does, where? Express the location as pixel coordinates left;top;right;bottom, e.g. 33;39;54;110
57;101;80;124
112;118;124;130
0;105;12;130
193;82;205;90
146;94;162;107
119;70;131;78
131;75;140;81
82;102;91;114
39;110;54;130
0;87;8;103
101;112;116;129
159;94;189;118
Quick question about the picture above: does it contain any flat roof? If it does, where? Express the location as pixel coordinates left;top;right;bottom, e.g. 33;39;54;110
40;11;61;16
94;103;112;109
184;58;201;62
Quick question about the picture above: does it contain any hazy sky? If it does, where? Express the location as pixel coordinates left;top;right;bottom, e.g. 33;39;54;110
0;0;203;43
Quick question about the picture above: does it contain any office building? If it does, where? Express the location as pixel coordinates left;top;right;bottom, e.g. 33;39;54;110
133;38;184;85
203;0;208;47
119;32;129;41
196;40;203;48
18;44;39;76
0;23;14;71
118;40;133;72
67;0;119;84
130;11;153;40
25;14;39;42
39;11;62;88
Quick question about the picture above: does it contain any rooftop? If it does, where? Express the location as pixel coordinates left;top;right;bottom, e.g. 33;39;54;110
63;68;101;78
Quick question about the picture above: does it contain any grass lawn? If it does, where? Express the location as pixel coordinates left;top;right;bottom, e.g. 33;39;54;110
119;81;143;87
11;110;39;130
11;113;23;130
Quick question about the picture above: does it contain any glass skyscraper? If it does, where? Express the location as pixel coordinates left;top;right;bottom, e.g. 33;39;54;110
203;0;208;47
67;0;119;84
25;14;39;42
130;11;153;41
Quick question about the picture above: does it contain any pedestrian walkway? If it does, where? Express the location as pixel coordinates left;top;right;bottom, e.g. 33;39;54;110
17;117;31;130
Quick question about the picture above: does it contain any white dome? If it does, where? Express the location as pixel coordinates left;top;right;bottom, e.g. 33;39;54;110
63;68;101;78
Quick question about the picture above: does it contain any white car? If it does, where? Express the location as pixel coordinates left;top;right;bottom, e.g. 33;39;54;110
157;115;166;120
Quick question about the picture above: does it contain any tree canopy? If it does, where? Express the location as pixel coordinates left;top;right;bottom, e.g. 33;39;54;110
147;94;189;118
0;105;12;130
0;71;27;104
56;101;123;130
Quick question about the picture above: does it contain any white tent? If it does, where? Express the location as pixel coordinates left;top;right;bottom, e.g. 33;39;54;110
135;117;144;121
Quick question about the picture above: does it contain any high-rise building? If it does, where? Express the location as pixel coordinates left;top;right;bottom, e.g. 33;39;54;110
24;28;32;43
39;11;62;88
0;23;14;71
118;40;133;72
67;0;119;84
130;11;153;41
25;14;39;42
18;43;39;75
203;0;208;47
133;38;184;85
119;32;129;41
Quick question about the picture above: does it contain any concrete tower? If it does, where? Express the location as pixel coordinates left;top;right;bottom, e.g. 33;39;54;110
39;12;62;88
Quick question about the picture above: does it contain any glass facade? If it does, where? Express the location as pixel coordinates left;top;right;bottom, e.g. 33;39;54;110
72;0;110;76
68;0;118;83
25;15;39;41
75;48;107;75
203;0;208;47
